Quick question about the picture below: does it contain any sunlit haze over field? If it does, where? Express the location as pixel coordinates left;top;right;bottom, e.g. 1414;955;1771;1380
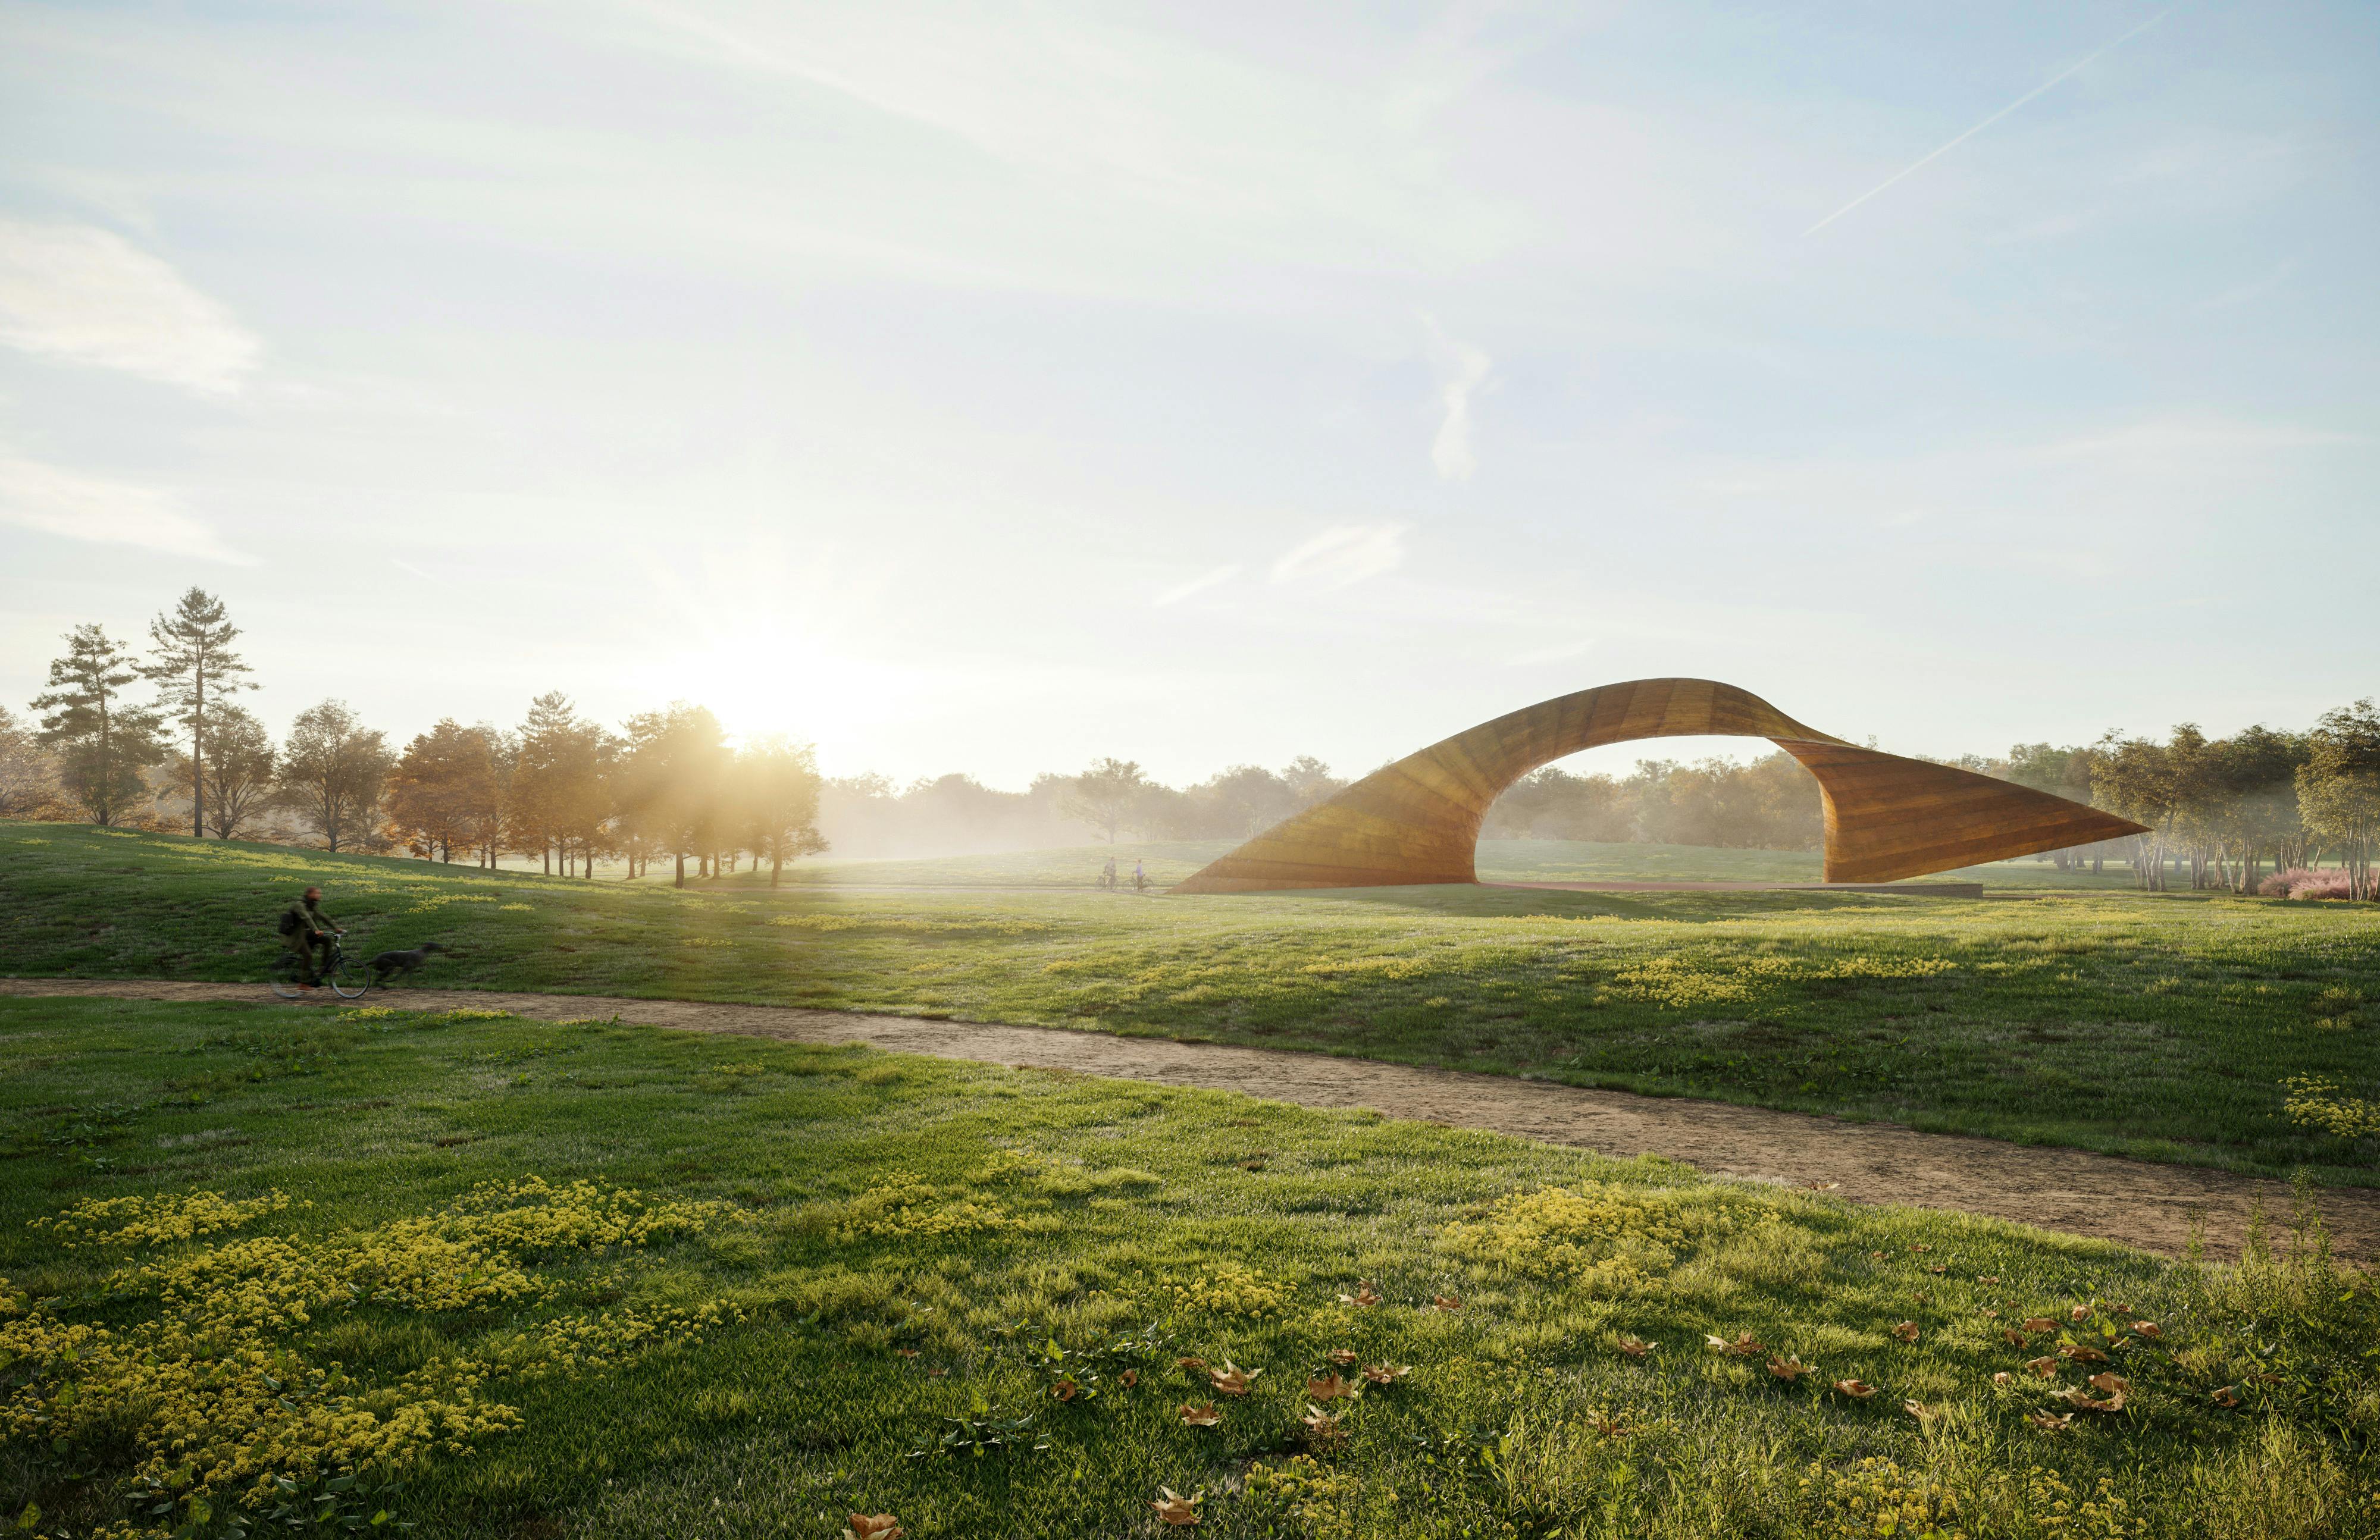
2;1;2375;785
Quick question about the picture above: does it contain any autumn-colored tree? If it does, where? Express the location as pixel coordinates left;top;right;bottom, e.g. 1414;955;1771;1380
737;734;827;887
512;692;612;877
384;719;503;864
33;624;168;826
620;703;729;887
142;588;256;840
0;705;68;820
278;700;392;852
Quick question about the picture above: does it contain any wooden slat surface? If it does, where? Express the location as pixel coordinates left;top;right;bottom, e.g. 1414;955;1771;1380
1173;678;2146;893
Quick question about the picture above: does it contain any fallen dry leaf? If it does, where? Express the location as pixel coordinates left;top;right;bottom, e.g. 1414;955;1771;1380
1804;1180;1841;1190
1993;1372;2013;1387
1978;1275;2002;1285
1928;1265;1948;1275
1833;1379;1878;1400
1176;1356;1207;1372
1902;1398;1936;1423
894;1349;917;1359
1911;1245;1931;1253
2026;1410;2074;1434
1300;1404;1348;1449
1362;1363;1410;1386
2027;1357;2060;1379
1049;1376;1081;1402
2070;1305;2091;1322
1151;1488;1202;1527
1911;1292;1930;1305
2054;1385;2127;1414
1616;1335;1652;1360
1767;1355;1812;1382
1179;1402;1222;1428
1892;1321;1921;1344
1706;1332;1764;1358
1339;1284;1384;1309
1432;1294;1463;1312
1327;1348;1358;1367
1119;1369;1138;1389
2059;1344;2109;1365
1210;1362;1260;1397
844;1519;903;1540
2022;1318;2058;1334
1592;1416;1630;1437
2089;1372;2131;1397
2133;1321;2163;1340
2210;1385;2244;1409
1305;1372;1352;1402
1982;1308;1999;1319
2003;1328;2028;1346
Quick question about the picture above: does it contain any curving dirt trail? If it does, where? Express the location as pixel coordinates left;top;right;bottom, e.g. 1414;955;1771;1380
7;977;2372;1263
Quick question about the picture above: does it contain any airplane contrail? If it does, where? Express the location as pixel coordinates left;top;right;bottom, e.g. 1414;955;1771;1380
1805;8;2177;237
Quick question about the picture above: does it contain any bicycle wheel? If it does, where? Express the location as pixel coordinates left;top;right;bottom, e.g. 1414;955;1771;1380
269;954;306;999
328;954;371;999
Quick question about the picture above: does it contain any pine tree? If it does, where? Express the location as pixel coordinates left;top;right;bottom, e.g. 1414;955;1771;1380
32;624;168;826
142;588;256;839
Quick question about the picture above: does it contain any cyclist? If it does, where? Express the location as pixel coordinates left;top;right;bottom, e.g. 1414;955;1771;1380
280;885;343;987
1134;858;1147;891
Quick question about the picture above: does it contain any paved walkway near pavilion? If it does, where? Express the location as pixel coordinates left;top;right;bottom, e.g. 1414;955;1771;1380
8;976;2370;1262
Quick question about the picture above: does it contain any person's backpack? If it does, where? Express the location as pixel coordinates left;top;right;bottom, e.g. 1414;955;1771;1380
277;909;300;936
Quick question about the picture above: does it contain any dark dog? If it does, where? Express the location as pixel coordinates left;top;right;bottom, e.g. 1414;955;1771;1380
367;942;450;984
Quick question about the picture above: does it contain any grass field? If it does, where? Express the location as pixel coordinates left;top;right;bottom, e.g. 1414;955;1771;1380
2;824;2376;1185
4;992;2374;1539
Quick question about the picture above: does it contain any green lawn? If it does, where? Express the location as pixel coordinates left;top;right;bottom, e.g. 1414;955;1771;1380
3;993;2372;1538
2;824;2375;1183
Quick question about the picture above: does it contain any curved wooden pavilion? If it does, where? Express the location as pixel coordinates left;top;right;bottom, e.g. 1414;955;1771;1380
1173;678;2145;893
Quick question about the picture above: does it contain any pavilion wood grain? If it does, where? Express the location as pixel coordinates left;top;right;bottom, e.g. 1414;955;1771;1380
1173;678;2146;893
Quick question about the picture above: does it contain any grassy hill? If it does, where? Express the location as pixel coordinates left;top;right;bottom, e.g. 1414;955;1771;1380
2;991;2372;1539
2;823;2376;1183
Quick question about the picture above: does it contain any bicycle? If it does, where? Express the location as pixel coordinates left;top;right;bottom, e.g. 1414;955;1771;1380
270;934;369;1000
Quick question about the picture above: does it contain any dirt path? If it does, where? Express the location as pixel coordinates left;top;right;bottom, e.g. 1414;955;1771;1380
9;977;2372;1263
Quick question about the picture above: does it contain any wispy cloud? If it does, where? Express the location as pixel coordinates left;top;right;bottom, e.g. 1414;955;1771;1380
0;221;261;394
1153;563;1240;607
1804;8;2177;236
1422;314;1490;481
0;453;252;563
1270;524;1407;591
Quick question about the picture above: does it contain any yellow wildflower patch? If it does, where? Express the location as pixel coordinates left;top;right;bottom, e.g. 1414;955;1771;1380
32;1188;293;1249
1162;1262;1292;1318
832;1175;1012;1241
1608;954;1955;1009
2281;1075;2380;1139
2;1178;744;1538
1439;1185;1690;1290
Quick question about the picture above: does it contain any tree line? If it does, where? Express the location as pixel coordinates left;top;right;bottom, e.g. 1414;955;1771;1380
1;592;824;887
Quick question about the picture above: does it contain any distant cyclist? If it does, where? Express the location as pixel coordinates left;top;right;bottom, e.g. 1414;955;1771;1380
279;885;343;987
1134;858;1147;891
1101;855;1117;890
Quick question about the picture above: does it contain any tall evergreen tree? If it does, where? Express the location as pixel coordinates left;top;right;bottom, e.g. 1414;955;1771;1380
142;588;255;838
32;624;167;826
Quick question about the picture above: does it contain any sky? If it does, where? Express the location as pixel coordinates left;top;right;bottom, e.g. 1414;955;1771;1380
1;0;2375;789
